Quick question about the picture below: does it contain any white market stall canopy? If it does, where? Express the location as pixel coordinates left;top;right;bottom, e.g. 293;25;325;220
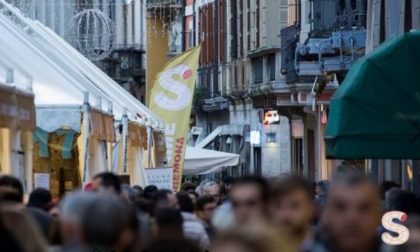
0;0;163;128
183;146;240;175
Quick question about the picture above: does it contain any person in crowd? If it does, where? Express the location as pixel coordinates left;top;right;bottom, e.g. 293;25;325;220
230;176;269;225
385;188;419;214
379;180;400;202
268;175;314;245
60;191;133;251
0;203;48;252
314;180;329;216
153;207;184;240
92;172;121;194
27;188;53;212
143;185;158;200
152;189;179;213
177;192;210;251
182;182;196;192
222;176;235;199
132;185;143;201
196;195;217;240
303;172;383;252
202;181;222;205
188;190;200;205
121;184;136;202
0;175;53;240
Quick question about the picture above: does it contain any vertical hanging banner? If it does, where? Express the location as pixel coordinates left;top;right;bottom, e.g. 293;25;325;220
149;46;201;192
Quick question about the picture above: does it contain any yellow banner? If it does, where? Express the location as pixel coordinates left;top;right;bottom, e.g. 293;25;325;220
149;46;201;191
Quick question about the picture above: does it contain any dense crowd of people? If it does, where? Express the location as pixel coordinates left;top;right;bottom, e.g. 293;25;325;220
1;171;420;252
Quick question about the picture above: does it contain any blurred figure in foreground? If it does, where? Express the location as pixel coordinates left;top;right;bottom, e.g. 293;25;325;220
27;188;53;212
212;223;295;252
303;172;383;252
0;175;53;240
153;207;184;240
0;204;48;252
60;191;133;251
230;176;268;225
268;176;314;245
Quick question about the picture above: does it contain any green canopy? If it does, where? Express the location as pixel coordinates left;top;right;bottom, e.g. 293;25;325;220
326;31;420;159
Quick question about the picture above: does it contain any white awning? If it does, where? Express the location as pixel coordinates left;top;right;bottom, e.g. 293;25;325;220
184;146;239;175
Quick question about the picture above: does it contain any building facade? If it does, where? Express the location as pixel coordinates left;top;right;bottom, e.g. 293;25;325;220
185;0;376;181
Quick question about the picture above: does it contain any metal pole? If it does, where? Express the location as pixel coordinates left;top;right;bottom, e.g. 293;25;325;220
82;93;91;183
121;108;129;174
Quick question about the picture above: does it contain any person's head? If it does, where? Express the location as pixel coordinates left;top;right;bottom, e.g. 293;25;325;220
223;176;235;193
92;172;121;195
176;192;194;213
0;204;48;252
153;189;179;212
182;182;196;192
60;191;130;250
267;176;314;239
196;195;217;224
316;180;329;197
321;172;381;252
0;176;23;202
27;188;52;211
379;180;400;201
143;185;158;199
154;208;183;239
188;191;199;205
230;176;268;224
202;181;222;204
0;187;22;203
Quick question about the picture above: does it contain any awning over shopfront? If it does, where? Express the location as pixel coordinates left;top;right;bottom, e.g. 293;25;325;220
325;31;420;159
183;146;240;175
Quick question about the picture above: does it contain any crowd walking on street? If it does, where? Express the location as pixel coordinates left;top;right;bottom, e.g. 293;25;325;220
1;171;420;252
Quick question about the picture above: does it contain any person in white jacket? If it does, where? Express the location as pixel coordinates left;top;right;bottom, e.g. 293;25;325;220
177;192;210;251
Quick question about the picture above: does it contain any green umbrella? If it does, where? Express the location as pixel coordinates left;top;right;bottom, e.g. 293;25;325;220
325;31;420;159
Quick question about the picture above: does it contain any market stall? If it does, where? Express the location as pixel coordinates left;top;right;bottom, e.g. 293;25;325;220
183;147;240;175
0;83;35;189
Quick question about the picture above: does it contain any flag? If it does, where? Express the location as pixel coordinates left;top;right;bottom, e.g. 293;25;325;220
149;46;201;191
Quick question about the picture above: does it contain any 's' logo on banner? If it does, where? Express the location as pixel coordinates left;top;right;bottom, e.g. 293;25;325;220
381;211;410;245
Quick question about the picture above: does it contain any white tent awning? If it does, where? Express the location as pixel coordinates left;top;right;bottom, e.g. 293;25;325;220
184;146;239;175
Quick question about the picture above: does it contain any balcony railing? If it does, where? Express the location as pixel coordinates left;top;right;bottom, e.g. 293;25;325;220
146;0;183;9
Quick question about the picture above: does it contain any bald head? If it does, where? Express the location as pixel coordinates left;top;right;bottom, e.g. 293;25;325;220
321;173;381;252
